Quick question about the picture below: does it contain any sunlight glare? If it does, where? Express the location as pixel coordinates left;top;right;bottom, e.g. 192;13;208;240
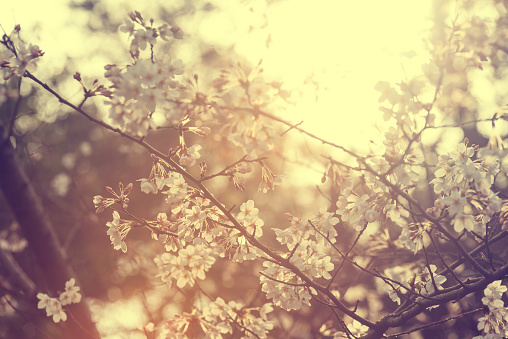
90;295;148;338
194;0;434;151
244;0;433;149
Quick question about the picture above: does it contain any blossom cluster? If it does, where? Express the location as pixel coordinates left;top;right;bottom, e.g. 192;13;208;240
260;238;334;311
431;141;502;235
213;62;288;154
104;55;184;136
154;244;215;289
119;11;183;54
96;154;273;266
474;280;508;338
375;78;426;124
99;12;186;136
160;297;273;339
105;210;133;253
381;264;447;306
36;278;82;323
273;208;339;250
416;264;447;296
333;128;426;252
332;320;369;338
452;16;491;70
0;25;44;80
214;200;265;262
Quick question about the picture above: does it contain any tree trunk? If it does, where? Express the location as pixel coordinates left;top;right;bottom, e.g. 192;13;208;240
0;128;99;339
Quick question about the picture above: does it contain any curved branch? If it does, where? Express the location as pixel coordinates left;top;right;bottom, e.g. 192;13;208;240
25;71;377;329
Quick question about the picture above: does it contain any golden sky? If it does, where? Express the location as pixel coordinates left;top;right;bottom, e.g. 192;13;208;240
1;0;434;147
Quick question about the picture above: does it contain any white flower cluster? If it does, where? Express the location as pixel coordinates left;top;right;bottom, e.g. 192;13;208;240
380;264;446;309
416;264;447;296
138;170;195;224
382;264;446;306
103;13;185;136
336;192;384;231
258;163;284;194
36;278;82;323
381;265;414;305
333;320;369;338
160;297;273;339
262;208;339;311
0;25;44;80
452;16;491;71
431;142;502;234
0;227;27;253
474;281;508;338
105;210;132;253
154;244;215;289
105;56;184;136
215;63;286;154
139;170;185;195
119;11;183;54
260;239;334;311
337;128;425;252
179;199;224;246
137;167;268;261
273;208;339;250
215;200;265;262
336;129;422;231
228;119;282;155
179;144;202;168
204;298;273;339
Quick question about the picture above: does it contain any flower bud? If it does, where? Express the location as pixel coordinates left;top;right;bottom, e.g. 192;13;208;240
237;164;252;174
124;183;133;195
170;26;183;39
365;209;379;223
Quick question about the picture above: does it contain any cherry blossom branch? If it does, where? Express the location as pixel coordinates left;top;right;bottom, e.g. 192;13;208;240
312;223;435;304
194;282;262;339
24;46;506;337
385;307;483;338
362;263;508;339
25;70;377;329
358;158;491;277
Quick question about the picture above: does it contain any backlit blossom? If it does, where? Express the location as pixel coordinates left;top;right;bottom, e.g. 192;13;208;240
36;279;81;324
154;245;215;288
443;190;467;216
59;278;82;306
237;200;258;221
106;211;131;253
